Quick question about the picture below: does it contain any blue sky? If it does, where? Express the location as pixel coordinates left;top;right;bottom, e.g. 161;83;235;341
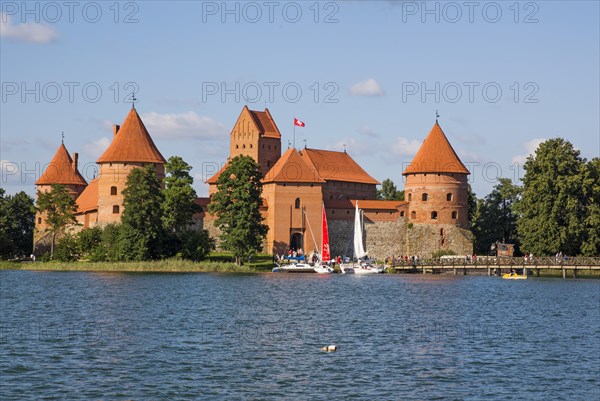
1;0;599;198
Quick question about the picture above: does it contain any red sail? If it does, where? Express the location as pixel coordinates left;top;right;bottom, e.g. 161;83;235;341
321;203;331;262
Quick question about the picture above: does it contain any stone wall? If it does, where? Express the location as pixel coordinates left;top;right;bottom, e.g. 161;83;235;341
329;219;473;260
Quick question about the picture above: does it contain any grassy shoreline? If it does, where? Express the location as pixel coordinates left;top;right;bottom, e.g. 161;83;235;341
0;259;274;273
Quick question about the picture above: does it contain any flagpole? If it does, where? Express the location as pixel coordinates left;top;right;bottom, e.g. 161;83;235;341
293;121;296;149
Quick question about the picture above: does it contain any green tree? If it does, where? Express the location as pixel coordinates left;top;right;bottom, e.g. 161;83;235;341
0;189;35;259
472;179;521;254
162;156;200;235
376;178;404;200
467;184;478;225
120;165;166;260
36;185;78;259
76;227;103;260
515;138;587;255
208;155;268;265
581;158;600;255
180;229;215;261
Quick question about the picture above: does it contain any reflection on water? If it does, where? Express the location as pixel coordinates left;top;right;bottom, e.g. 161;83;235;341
1;271;598;400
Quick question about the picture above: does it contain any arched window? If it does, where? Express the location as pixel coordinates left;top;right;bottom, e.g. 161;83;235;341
422;193;429;201
37;217;42;224
250;144;253;148
111;186;117;196
440;228;444;236
452;211;458;219
243;144;246;148
447;193;453;201
400;211;405;217
431;211;438;219
113;205;120;214
411;211;416;219
408;193;412;201
236;144;239;149
295;198;300;209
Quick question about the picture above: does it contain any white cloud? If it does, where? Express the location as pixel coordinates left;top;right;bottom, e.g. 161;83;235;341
350;78;384;97
0;13;58;43
512;138;546;165
142;111;227;140
391;137;422;157
357;125;379;138
83;137;111;159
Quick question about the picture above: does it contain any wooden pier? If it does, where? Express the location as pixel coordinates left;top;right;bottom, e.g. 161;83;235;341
392;257;600;278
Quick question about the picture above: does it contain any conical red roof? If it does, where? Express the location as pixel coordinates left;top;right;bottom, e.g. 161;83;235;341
97;108;166;164
403;122;469;175
36;143;87;186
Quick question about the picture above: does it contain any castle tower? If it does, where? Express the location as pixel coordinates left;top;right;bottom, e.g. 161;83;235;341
207;106;282;194
34;142;87;243
262;148;325;255
403;121;470;228
96;107;166;225
229;106;281;175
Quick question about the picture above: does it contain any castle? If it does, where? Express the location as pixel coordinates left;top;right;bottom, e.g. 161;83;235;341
34;106;473;258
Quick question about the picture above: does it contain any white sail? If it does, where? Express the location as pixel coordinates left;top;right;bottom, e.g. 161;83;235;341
353;202;367;258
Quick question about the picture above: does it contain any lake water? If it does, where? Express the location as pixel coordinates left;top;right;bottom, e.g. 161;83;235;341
1;271;599;400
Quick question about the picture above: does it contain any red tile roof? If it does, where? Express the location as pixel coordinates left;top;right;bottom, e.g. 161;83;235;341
36;144;87;186
245;106;281;139
300;148;380;185
263;148;325;184
403;122;469;175
75;178;98;213
97;108;166;164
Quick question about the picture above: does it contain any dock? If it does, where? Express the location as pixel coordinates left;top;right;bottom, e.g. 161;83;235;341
392;257;600;278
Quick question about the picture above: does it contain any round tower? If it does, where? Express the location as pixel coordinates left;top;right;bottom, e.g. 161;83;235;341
35;143;88;231
96;106;166;225
403;121;470;229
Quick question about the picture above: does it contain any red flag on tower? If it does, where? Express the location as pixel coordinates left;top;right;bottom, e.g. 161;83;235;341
294;118;305;127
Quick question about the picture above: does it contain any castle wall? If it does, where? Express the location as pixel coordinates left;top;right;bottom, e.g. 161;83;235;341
328;219;473;260
322;181;377;201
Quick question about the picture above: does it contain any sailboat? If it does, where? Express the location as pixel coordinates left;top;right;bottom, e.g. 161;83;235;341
314;203;334;274
343;202;383;274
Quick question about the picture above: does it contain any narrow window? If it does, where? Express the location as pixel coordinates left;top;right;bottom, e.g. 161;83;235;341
37;217;42;224
411;211;416;219
295;198;300;209
452;211;458;219
243;144;246;149
267;161;271;168
440;228;444;236
400;211;405;217
431;211;438;219
111;186;117;195
408;193;412;201
236;145;239;149
422;193;429;201
447;193;453;201
113;205;120;214
250;144;253;148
